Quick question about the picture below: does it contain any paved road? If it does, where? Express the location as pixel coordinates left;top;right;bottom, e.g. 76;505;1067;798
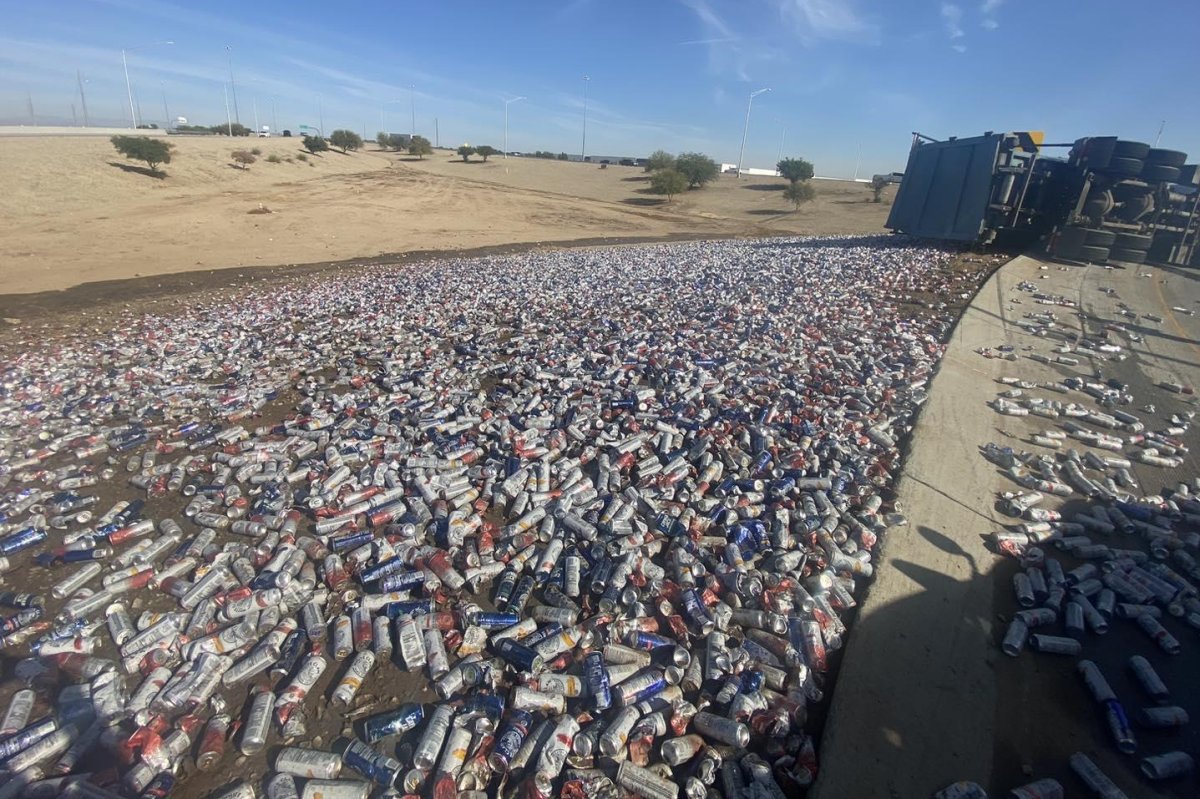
815;254;1200;798
0;126;166;137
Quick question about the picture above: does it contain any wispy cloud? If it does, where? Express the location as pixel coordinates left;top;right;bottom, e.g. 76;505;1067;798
980;0;1003;29
941;3;965;39
677;0;788;81
772;0;877;43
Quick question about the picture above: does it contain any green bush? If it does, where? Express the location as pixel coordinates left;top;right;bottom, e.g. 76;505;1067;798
296;152;308;162
870;175;889;202
110;135;173;174
231;150;256;170
783;181;817;209
409;136;433;159
649;169;688;201
645;150;675;172
250;146;263;156
329;129;363;153
457;145;476;162
474;145;499;161
777;157;814;184
675;152;719;188
266;153;282;163
302;135;329;154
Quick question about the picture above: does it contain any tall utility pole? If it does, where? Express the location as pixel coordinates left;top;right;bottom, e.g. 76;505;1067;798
776;122;786;166
253;98;260;135
77;70;90;127
225;45;240;124
121;41;173;129
504;96;526;158
223;83;233;136
409;85;416;137
736;87;770;178
26;92;37;126
1155;120;1166;147
435;118;439;148
272;97;278;134
160;81;170;130
318;96;324;137
581;75;590;161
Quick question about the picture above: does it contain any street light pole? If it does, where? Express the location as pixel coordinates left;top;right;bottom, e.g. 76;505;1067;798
581;75;590;161
736;87;770;178
161;81;170;130
776;122;786;167
504;96;526;159
223;83;233;137
120;41;173;129
409;85;416;137
225;45;240;124
121;49;136;128
77;70;90;127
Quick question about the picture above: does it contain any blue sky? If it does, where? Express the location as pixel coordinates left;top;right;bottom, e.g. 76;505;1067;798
2;0;1198;176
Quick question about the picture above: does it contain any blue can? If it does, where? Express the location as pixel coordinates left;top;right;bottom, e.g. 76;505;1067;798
461;693;506;730
362;703;425;744
627;630;675;650
474;611;521;630
378;569;427;593
360;557;408;583
508;576;535;615
0;607;43;635
489;709;532;772
493;569;518;610
521;622;563;650
0;716;56;759
0;527;46;555
339;737;402;787
584;651;612;711
382;599;433;618
740;669;764;694
329;530;374;552
494;638;544;672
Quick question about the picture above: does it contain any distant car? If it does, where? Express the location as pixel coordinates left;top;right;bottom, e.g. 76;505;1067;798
874;172;904;184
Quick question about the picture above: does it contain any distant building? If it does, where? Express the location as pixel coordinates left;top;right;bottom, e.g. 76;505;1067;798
721;163;780;177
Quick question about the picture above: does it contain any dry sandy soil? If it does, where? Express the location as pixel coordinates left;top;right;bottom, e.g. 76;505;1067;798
0;135;891;296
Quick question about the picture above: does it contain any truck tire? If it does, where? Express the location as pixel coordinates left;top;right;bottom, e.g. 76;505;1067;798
1109;247;1147;264
1113;232;1153;251
1083;228;1116;247
1075;245;1110;263
1111;181;1150;202
1056;227;1087;253
1140;164;1181;183
1112;140;1151;159
1102;157;1144;176
1145;148;1187;167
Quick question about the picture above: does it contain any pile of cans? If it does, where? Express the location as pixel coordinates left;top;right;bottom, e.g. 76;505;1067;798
0;237;975;798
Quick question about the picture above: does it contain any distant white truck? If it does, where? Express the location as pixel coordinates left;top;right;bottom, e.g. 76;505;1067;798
258;126;271;137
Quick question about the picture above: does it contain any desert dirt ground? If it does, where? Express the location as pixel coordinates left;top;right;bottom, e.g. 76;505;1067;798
0;135;891;298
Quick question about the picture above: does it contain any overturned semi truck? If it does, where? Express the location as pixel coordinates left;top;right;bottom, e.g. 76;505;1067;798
885;131;1199;268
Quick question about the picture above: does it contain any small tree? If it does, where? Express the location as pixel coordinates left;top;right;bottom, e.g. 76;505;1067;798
409;135;433;159
474;145;499;162
870;175;889;203
783;181;817;209
387;133;408;150
329;129;363;153
231;150;256;170
649;169;688;202
557;152;569;161
457;145;476;162
110;135;173;174
675;152;719;188
376;131;390;150
302;135;329;154
645;149;675;172
777;157;814;184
